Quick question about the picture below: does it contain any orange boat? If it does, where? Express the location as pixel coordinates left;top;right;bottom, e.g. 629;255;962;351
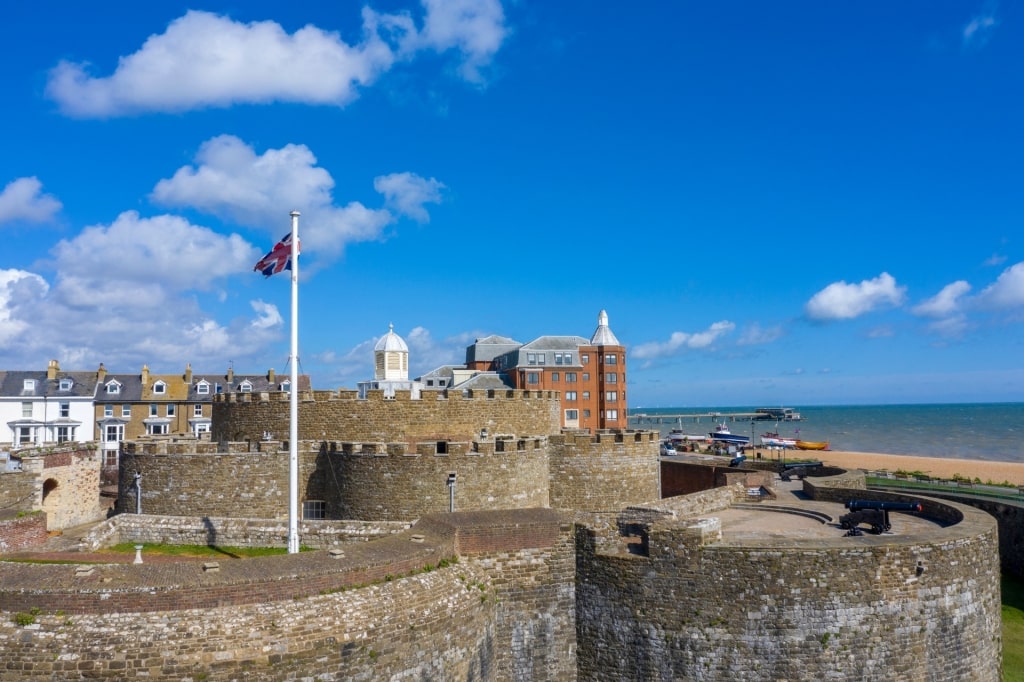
795;440;830;451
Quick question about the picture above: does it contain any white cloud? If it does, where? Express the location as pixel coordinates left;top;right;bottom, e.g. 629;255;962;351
50;210;259;291
315;325;481;387
963;14;997;47
151;135;444;264
46;2;509;117
0;211;285;372
0;269;50;344
374;172;445;222
0;177;62;225
403;325;467;371
46;10;393;117
975;261;1024;309
984;253;1007;267
151;136;335;228
408;0;508;82
250;300;283;330
804;273;906;321
926;315;969;338
911;280;971;318
737;322;783;346
632;321;735;360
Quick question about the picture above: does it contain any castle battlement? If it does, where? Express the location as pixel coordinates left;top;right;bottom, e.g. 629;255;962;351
212;388;561;404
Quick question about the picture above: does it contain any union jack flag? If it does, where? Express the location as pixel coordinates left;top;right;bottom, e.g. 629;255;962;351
253;232;298;277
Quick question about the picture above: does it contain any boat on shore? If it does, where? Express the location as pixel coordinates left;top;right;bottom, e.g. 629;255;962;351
668;429;706;444
760;432;796;448
709;423;751;446
795;440;830;451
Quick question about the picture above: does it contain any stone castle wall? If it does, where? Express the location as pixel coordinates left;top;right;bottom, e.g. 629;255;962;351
117;439;320;520
874;488;1024;580
0;446;104;530
0;509;575;681
211;388;563;444
0;470;36;512
323;438;551;520
574;492;1002;681
117;436;558;522
0;512;47;552
78;514;412;551
548;430;661;512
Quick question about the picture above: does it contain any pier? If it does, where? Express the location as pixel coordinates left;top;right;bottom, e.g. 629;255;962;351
627;407;801;428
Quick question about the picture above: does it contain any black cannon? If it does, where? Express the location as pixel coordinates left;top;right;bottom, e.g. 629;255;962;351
840;499;923;536
779;461;823;481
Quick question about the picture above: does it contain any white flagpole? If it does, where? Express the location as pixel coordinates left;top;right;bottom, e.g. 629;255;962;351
288;210;300;554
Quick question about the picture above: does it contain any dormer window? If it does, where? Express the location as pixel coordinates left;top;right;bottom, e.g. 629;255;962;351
196;381;210;395
59;378;73;391
153;381;166;394
106;380;121;395
239;381;253;393
280;381;291;393
23;379;35;391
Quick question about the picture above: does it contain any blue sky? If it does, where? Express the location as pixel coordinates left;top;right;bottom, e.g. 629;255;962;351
1;1;1022;408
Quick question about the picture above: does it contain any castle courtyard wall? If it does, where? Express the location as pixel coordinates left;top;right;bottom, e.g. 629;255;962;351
574;493;1001;681
0;447;104;531
0;509;576;681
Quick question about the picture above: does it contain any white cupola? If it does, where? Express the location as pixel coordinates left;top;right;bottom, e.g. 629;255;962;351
374;323;409;381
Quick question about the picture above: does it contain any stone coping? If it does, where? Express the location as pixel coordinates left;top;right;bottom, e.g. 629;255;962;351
702;492;993;550
0;508;569;615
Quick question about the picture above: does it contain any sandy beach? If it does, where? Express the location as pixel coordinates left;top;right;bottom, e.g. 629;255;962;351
778;449;1024;487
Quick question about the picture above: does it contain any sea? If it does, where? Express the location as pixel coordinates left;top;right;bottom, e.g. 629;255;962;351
628;403;1024;463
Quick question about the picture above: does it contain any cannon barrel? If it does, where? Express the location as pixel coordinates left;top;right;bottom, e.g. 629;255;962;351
845;499;923;512
780;461;822;470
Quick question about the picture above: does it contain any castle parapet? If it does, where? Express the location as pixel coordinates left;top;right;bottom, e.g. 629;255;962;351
548;429;660;512
212;387;562;445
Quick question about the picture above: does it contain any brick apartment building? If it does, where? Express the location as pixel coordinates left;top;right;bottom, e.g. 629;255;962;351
426;310;627;432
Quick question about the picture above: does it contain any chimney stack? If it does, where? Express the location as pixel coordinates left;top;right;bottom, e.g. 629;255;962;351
47;359;60;381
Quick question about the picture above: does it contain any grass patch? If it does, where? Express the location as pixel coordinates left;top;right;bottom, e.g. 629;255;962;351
107;543;300;559
1004;574;1024;681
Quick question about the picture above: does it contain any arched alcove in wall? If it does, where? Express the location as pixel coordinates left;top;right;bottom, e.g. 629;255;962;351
42;477;58;504
41;478;61;528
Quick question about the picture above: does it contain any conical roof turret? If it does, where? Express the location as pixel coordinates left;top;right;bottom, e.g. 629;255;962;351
590;309;620;345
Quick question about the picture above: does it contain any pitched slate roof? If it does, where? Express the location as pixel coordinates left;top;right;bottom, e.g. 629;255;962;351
0;370;98;399
454;372;515;391
519;336;590;351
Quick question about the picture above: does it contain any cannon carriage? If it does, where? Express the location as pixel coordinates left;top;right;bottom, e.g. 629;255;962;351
840;499;923;536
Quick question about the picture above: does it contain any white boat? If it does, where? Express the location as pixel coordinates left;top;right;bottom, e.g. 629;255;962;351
668;429;706;444
760;432;796;448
